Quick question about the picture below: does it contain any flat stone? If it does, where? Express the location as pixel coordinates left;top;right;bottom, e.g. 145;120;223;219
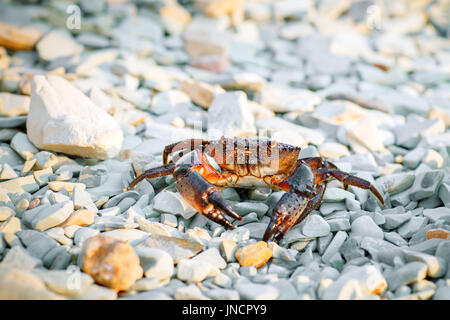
36;29;83;61
102;229;149;246
322;265;387;299
322;231;348;264
81;234;143;292
402;249;447;278
0;216;21;234
59;209;95;227
387;262;428;291
397;216;428;239
351;215;384;240
302;214;331;237
235;283;279;300
0;93;30;116
16;230;58;260
433;286;450;300
31;200;74;232
423;207;450;223
33;269;94;298
383;212;412;230
427;229;450;240
235;241;273;268
73;227;100;247
1;246;42;270
134;247;174;280
137;234;203;263
48;181;86;193
152;190;197;219
0;266;63;299
192;248;226;269
177;258;213;282
232;202;269;218
10;132;38;161
174;283;208;300
408;170;445;201
72;187;98;214
206;288;239;300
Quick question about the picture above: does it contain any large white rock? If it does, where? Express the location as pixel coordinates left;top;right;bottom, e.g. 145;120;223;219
27;75;123;160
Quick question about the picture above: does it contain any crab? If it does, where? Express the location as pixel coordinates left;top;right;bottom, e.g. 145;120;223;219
127;137;384;243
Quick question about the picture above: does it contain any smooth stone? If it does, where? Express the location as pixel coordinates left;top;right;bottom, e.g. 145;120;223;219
408;170;444;201
323;188;355;202
137;234;203;264
402;249;447;278
433;286;450;300
235;283;279;300
383;213;412;230
152;190;197;219
192;248;226;269
360;237;404;265
73;227;100;247
0;265;63;299
387;262;428;291
233;202;269;218
1;246;42;270
33;269;94;297
0;92;30;116
177;259;213;282
16;230;58;260
174;284;209;300
102;229;149;246
235;241;273;269
36;29;83;62
207;91;256;138
31;200;74;232
327;218;351;232
322;265;387;299
351;216;384;239
322;231;348;264
302;214;331;237
423;207;450;223
134;247;174;280
397;216;428;239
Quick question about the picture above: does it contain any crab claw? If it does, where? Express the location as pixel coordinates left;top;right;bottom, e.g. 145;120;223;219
263;192;310;243
174;165;242;230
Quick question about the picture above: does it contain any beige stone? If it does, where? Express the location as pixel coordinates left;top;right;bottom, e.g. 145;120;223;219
235;241;273;268
160;2;192;35
81;234;143;292
179;79;224;109
0;93;30;116
427;229;450;240
0;22;42;51
59;209;95;227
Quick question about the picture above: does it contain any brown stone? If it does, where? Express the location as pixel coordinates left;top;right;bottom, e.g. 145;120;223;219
58;209;95;227
81;234;143;292
235;241;273;268
179;79;224;109
427;229;450;240
0;22;42;51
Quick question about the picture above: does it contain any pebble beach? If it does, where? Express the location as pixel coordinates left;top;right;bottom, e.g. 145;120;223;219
0;0;449;300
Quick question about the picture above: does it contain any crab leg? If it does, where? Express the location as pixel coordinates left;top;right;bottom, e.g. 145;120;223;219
263;183;326;243
127;163;175;190
173;150;242;229
313;168;385;206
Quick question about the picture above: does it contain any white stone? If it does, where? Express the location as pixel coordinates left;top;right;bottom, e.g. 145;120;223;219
207;91;256;139
27;75;123;160
0;93;30;116
36;29;83;61
351;215;384;240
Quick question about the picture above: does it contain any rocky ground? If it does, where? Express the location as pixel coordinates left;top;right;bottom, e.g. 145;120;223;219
0;0;449;300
